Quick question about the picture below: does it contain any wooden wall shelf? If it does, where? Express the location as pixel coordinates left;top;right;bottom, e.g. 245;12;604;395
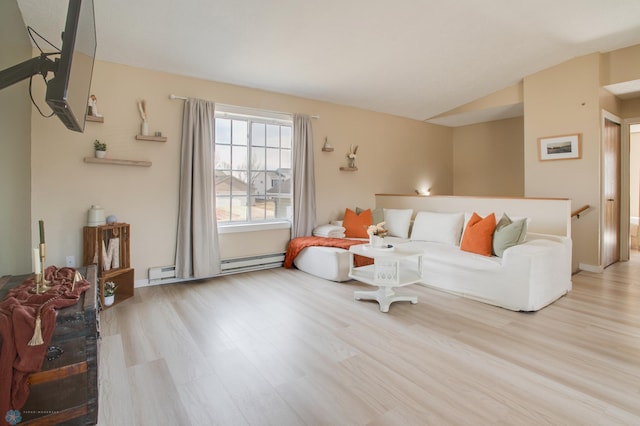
135;134;167;142
84;157;152;167
340;167;358;172
322;147;334;152
86;115;104;123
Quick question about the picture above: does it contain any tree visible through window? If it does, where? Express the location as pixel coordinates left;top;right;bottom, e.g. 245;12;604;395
214;108;292;223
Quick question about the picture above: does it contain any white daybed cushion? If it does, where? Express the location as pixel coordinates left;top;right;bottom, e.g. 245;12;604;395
292;236;409;282
293;246;351;282
410;211;464;246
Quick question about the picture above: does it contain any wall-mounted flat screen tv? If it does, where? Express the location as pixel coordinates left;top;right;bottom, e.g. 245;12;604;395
45;0;97;132
0;0;96;133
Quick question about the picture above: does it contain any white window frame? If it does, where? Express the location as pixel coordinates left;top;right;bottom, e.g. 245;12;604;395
214;104;293;230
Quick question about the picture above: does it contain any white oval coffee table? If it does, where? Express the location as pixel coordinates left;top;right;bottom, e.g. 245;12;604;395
348;244;423;312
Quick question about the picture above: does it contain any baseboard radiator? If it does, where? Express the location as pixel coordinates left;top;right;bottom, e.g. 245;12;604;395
148;253;285;284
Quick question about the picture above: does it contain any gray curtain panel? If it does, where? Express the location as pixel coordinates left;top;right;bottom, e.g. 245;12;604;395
292;114;318;238
175;98;221;279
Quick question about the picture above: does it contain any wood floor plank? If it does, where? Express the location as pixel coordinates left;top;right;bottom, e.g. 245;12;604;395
207;348;305;425
176;372;249;426
127;358;190;426
97;334;134;426
98;254;640;425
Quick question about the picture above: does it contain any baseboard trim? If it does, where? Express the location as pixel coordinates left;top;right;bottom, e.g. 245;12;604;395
578;263;604;273
135;277;191;288
135;263;283;288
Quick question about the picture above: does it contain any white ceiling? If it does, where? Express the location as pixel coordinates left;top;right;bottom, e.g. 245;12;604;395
15;0;640;123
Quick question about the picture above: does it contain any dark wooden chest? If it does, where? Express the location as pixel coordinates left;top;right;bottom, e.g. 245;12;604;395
0;265;99;425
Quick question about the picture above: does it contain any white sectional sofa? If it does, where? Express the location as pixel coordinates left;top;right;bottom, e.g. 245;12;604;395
401;233;571;311
294;232;571;311
292;196;573;311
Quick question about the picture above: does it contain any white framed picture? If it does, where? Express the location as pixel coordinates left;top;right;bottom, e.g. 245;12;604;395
538;133;581;161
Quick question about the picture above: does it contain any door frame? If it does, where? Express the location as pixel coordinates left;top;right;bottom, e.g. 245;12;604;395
622;116;640;260
601;110;625;264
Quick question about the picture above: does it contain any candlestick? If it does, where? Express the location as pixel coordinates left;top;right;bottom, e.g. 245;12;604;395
33;248;41;274
31;242;51;294
39;220;45;244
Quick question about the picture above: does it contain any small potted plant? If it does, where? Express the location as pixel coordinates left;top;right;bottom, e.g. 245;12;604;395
104;281;117;306
94;139;107;158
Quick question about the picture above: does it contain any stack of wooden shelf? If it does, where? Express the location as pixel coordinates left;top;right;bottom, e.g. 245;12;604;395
83;223;134;308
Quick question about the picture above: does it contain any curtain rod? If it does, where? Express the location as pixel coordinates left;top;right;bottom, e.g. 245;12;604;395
168;94;319;119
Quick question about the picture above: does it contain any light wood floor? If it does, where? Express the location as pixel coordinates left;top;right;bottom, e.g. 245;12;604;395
98;255;640;425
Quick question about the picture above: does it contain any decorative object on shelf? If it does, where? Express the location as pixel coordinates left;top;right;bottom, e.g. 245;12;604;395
367;222;388;248
87;94;102;117
322;137;334;152
87;205;106;227
346;144;358;168
155;131;162;137
101;237;120;271
137;99;149;136
106;214;117;224
103;281;117;306
93;139;106;158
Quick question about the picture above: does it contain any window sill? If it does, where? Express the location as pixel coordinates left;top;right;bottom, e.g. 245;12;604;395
218;221;291;234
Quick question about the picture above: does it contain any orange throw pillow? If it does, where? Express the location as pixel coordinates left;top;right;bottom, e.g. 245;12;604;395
343;208;372;238
460;212;496;256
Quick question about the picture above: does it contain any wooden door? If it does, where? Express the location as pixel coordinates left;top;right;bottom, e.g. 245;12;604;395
603;118;621;267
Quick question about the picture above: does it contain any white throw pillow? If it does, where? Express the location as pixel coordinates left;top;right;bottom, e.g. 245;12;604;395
383;208;413;238
410;211;464;246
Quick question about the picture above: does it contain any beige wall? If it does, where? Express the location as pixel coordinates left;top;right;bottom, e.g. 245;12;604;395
622;98;640;118
432;83;523;119
524;54;602;271
600;88;623;117
522;47;640;271
452;117;524;196
0;0;32;275
29;60;452;281
602;44;640;86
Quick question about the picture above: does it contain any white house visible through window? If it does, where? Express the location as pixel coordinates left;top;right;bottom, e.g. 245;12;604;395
214;106;293;224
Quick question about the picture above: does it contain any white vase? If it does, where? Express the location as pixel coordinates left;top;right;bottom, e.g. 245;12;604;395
104;294;115;307
95;150;106;159
370;235;384;247
141;120;149;136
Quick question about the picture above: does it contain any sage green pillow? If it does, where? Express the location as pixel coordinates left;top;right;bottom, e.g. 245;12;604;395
357;207;384;226
492;214;528;257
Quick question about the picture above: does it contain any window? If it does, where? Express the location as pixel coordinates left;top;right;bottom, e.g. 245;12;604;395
214;106;293;224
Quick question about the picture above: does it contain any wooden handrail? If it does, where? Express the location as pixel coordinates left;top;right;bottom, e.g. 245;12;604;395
571;205;590;218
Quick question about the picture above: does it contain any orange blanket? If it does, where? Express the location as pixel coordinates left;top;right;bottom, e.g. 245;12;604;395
0;266;90;418
284;236;372;268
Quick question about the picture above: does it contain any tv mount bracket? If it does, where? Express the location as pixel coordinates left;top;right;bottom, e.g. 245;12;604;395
0;53;59;91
